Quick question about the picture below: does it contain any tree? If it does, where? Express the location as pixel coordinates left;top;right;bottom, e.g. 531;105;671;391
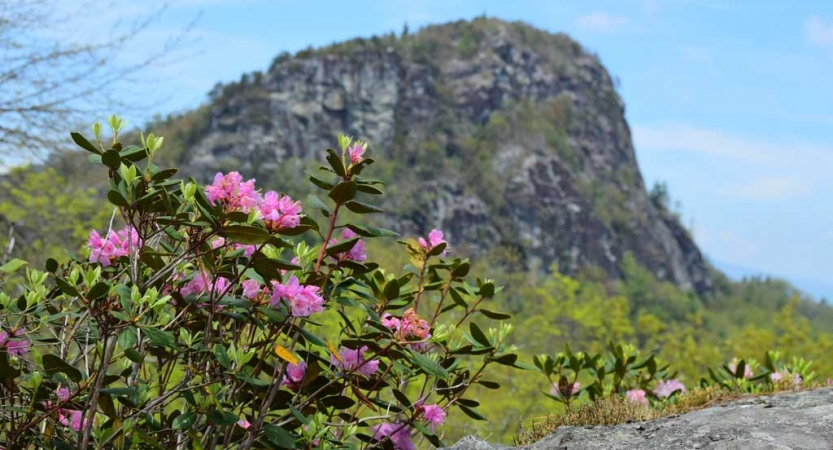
0;1;194;158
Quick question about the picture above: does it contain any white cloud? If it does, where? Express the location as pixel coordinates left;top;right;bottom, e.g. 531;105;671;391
806;14;833;49
575;12;630;33
718;176;812;201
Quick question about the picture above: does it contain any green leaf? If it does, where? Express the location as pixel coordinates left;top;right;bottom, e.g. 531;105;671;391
102;149;121;170
355;183;384;195
107;190;129;208
392;389;411;407
214;345;231;369
142;327;176;349
71;132;101;154
383;279;400;300
263;424;297;448
328;181;357;203
172;411;197;430
326;238;359;256
124;348;144;364
478;282;495;298
206;409;239;426
55;278;80;297
0;259;28;273
458;404;487;421
320;395;356;409
43;354;82;382
478;309;511;320
344;201;382;214
477;380;500;389
298;327;326;347
224;225;270;245
45;258;58;273
492;353;518;366
410;352;448;379
469;323;491;347
326;148;346;177
307;172;336;190
345;223;399;238
87;281;111;300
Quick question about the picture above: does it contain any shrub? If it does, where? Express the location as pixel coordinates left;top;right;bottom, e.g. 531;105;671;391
0;117;518;449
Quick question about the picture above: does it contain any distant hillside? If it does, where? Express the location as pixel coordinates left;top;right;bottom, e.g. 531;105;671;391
151;17;713;294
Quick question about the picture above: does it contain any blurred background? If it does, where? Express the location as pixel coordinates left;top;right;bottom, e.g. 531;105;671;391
1;0;831;443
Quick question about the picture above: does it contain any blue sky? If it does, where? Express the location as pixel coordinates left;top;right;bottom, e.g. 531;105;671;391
80;0;833;298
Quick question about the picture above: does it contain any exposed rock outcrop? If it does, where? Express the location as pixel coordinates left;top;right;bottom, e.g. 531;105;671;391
175;18;713;294
443;388;833;450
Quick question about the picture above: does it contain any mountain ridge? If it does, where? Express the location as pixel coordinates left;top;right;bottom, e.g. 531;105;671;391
155;17;713;295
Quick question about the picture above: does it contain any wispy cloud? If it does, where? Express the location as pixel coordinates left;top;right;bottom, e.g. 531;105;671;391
806;15;833;50
575;11;630;33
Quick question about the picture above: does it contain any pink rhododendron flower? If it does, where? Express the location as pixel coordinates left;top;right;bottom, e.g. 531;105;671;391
329;229;367;262
242;279;263;300
550;381;580;398
270;276;324;317
88;226;141;267
372;422;414;450
418;229;449;256
421;404;446;430
58;409;86;432
260;191;302;231
655;379;686;398
349;144;365;165
381;309;431;350
211;237;257;259
626;389;648;405
180;273;230;299
237;418;251;429
56;387;71;403
282;361;307;391
205;172;260;212
330;345;379;377
729;358;753;379
0;329;29;357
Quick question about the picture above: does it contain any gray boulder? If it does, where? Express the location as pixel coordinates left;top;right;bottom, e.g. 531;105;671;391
443;388;833;450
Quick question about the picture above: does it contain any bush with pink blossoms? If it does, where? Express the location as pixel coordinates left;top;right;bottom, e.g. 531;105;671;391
0;120;518;450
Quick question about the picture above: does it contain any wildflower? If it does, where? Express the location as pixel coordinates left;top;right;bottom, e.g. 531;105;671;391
205;172;260;212
330;345;379;377
626;389;648;405
381;309;431;350
372;422;414;450
655;379;686;398
270;276;324;317
0;329;29;357
242;279;263;300
329;229;367;262
418;229;449;256
237;418;251;429
348;144;365;165
180;273;229;299
421;404;447;430
56;387;71;402
282;361;307;391
58;409;86;432
380;313;401;329
260;191;302;231
729;358;753;379
550;381;580;398
770;371;783;382
212;237;257;258
88;226;141;266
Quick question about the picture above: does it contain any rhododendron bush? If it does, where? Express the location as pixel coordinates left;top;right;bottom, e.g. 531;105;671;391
0;118;519;449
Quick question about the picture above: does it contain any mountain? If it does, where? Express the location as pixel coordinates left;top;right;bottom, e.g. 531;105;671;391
157;17;713;295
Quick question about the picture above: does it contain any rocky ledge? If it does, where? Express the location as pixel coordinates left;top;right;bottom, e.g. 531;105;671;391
443;388;833;450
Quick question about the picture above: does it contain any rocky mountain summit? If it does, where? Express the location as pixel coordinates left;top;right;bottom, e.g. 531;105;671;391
168;17;712;294
443;388;833;450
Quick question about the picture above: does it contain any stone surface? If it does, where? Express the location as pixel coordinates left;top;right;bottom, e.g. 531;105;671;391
442;388;833;450
177;18;713;294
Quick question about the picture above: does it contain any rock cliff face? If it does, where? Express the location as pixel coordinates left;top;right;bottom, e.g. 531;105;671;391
177;18;712;294
441;388;833;450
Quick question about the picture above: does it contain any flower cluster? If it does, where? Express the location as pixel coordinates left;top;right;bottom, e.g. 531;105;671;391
55;387;87;432
770;371;802;386
330;345;378;377
212;237;257;259
205;172;303;232
381;308;432;350
270;276;324;317
329;229;367;262
729;358;754;379
626;388;648;405
348;143;365;165
419;228;449;257
0;328;29;357
373;422;414;450
282;361;307;391
654;379;686;398
180;273;230;299
88;226;141;267
205;172;260;213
